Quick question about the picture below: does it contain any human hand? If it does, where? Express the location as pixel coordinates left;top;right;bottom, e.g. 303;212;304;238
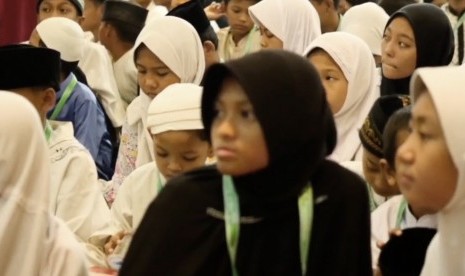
204;1;226;21
104;231;129;255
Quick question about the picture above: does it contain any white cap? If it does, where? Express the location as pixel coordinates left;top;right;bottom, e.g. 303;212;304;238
36;17;85;62
147;83;204;135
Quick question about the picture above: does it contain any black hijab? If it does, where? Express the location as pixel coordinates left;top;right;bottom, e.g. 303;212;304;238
380;3;454;96
202;49;336;206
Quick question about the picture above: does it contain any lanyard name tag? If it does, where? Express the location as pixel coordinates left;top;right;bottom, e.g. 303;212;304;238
50;74;78;120
222;175;313;276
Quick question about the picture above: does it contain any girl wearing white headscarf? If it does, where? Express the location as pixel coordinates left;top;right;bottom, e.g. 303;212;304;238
248;0;321;55
339;2;389;67
108;16;206;204
0;92;87;276
306;32;379;163
399;66;465;276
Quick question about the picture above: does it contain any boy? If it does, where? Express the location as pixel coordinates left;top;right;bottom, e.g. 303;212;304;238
34;17;115;180
216;0;261;61
91;84;212;265
0;44;111;268
99;0;148;105
167;0;221;68
36;0;126;129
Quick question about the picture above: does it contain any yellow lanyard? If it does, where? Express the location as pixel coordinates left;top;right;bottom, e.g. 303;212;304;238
50;74;78;120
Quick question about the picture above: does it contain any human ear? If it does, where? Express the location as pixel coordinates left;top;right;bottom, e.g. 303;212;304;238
42;87;56;113
203;40;217;54
379;158;397;188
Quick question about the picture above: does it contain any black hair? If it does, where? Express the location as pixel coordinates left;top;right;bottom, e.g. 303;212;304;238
200;26;219;49
383;106;412;168
36;0;83;16
90;0;106;5
312;0;340;10
61;60;79;77
105;19;141;44
346;0;376;6
224;0;261;5
378;0;417;16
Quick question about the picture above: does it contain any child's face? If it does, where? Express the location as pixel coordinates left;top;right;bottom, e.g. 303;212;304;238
381;17;417;80
135;45;181;99
38;0;82;23
396;92;458;214
308;50;348;114
81;0;103;33
362;148;391;196
226;0;255;39
153;130;212;181
212;77;269;176
258;26;283;50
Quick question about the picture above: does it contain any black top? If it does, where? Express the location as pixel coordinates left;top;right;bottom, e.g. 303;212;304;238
121;50;371;275
120;162;372;276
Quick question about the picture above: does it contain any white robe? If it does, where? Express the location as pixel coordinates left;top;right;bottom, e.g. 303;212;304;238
113;49;138;106
79;39;126;127
48;120;111;268
0;92;88;276
90;163;163;258
371;195;437;270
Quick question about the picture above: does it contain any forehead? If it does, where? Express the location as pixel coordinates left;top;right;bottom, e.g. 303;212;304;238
309;49;342;71
40;0;75;6
386;16;414;37
135;45;168;67
217;77;250;103
154;130;203;146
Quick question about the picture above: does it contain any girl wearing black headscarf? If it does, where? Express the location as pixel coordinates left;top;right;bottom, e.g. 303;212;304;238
120;50;372;275
380;3;454;96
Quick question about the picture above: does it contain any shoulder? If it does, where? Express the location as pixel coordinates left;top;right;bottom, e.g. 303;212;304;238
216;27;230;39
313;160;367;197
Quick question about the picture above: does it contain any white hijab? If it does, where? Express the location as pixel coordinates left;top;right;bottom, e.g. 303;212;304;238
339;2;389;56
410;67;465;276
128;16;205;166
0;92;51;275
306;32;379;162
248;0;321;55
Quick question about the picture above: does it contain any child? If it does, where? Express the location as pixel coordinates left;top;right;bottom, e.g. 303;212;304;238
109;16;205;203
0;92;88;276
370;106;434;271
0;44;111;268
398;66;465;275
120;50;371;275
81;0;106;42
380;3;454;95
358;95;411;210
35;17;115;180
95;83;212;259
36;0;125;130
306;32;378;163
99;0;148;106
167;0;221;68
248;0;321;55
216;0;261;61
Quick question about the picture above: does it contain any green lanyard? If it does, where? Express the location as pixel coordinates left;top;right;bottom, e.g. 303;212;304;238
456;12;465;30
44;121;53;142
49;74;78;120
395;197;408;228
222;175;313;276
156;172;165;193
